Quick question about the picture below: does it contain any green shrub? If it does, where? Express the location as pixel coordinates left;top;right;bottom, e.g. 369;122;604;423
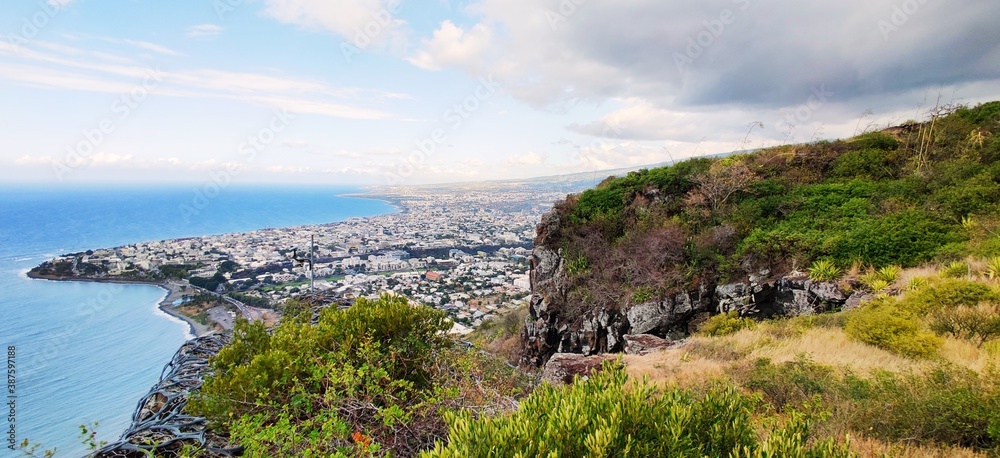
743;357;837;413
808;259;841;282
423;363;850;458
699;311;756;337
877;265;902;283
941;261;971;278
188;294;529;457
631;285;654;303
930;303;1000;347
850;131;902;151
985;256;1000;280
847;366;1000;448
900;278;998;314
844;302;941;358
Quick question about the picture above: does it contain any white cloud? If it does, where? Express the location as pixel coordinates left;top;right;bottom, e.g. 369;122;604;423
187;24;225;38
122;39;181;56
263;0;407;49
0;40;399;120
407;21;493;72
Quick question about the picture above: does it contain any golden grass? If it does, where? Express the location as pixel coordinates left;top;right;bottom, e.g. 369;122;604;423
849;435;987;458
622;348;727;387
938;336;1000;373
624;321;998;387
898;265;939;288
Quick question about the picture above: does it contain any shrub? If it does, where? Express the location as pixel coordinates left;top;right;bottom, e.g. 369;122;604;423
941;261;971;278
850;131;902;151
743;357;837;413
901;278;998;314
844;302;941;358
985;256;1000;280
877;265;902;283
188;294;529;457
423;363;850;458
847;366;1000;448
930;303;1000;347
808;259;841;282
699;311;756;337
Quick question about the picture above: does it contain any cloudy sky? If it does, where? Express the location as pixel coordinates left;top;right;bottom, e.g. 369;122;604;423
2;0;999;185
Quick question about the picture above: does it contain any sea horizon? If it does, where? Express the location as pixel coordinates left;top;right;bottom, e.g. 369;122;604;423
0;185;396;456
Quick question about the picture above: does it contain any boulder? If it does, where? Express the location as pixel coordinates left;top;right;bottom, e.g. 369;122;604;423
542;353;615;385
623;334;674;355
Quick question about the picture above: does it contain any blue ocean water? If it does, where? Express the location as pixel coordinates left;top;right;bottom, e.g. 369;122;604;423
0;185;394;457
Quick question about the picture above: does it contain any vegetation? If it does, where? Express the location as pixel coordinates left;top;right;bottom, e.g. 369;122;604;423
87;103;1000;456
545;102;1000;311
424;362;851;458
186;294;531;457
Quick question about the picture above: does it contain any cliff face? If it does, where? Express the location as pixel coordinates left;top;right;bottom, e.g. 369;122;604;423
521;206;854;367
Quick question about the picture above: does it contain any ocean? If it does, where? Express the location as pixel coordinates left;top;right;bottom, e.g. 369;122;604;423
0;185;394;457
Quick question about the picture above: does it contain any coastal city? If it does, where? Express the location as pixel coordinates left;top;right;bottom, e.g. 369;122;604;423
29;182;589;334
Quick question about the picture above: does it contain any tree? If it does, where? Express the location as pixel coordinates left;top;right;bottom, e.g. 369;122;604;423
686;162;759;213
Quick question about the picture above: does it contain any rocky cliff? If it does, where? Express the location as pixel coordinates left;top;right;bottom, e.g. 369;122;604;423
521;206;857;367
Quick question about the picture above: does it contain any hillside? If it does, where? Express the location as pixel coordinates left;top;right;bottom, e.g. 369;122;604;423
522;101;1000;366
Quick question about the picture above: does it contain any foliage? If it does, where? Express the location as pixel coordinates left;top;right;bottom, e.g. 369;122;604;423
699;311;757;337
423;363;851;458
844;299;941;358
737;357;1000;450
187;294;530;457
930;302;1000;347
900;278;998;314
808;259;841;282
941;260;971;278
986;256;1000;280
542;104;1000;316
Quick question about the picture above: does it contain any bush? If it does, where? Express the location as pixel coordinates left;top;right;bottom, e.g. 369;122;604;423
808;259;841;282
844;301;941;358
699;311;756;337
423;363;850;458
930;303;1000;347
188;294;529;457
848;366;1000;448
850;131;902;151
901;278;998;314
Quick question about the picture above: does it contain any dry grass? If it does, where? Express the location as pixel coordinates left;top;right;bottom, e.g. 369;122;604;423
849;435;987;457
622;348;726;387
938;336;1000;373
625;319;998;387
898;265;939;288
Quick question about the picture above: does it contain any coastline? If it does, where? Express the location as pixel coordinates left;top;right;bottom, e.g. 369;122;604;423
25;273;216;338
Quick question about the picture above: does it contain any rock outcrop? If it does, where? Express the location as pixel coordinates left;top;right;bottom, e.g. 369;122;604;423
541;353;616;385
521;209;852;367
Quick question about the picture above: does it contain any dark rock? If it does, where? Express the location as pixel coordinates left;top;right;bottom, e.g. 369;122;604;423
542;353;615;385
843;291;873;311
623;334;674;355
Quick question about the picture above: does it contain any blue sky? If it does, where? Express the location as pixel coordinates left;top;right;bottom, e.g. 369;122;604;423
2;0;999;185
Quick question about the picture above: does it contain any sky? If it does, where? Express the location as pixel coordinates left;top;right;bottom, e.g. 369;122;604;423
1;0;999;186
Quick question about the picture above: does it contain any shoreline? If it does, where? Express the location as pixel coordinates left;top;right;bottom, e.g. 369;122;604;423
25;273;216;338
